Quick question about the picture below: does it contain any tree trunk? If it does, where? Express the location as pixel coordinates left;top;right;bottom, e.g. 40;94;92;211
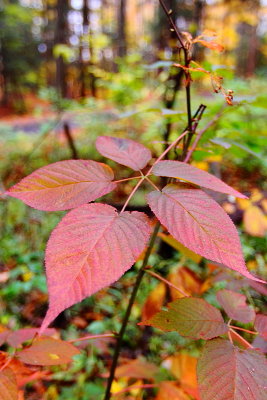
55;0;68;98
117;0;127;58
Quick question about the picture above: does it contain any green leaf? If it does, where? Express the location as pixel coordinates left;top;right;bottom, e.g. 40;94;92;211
140;297;228;340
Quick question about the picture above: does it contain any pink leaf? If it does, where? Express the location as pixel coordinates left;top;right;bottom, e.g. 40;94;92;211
255;315;267;340
7;160;116;211
0;368;18;400
152;160;246;198
140;297;228;340
41;203;152;332
17;337;80;366
6;328;56;348
96;136;152;171
216;289;255;323
147;184;263;282
197;339;267;400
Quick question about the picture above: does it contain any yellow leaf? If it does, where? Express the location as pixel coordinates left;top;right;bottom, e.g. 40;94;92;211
49;353;60;360
250;189;263;203
158;233;201;263
237;197;251;210
243;205;267;237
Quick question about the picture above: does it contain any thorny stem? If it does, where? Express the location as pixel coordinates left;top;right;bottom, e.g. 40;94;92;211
103;222;161;400
145;269;189;298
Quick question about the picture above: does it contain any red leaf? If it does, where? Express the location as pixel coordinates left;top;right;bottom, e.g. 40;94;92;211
96;136;152;171
255;315;267;340
216;289;255;323
0;368;18;400
7;160;116;211
17;337;80;366
152;160;246;198
6;328;56;348
115;358;159;380
147;184;263;282
197;339;267;400
140;297;228;340
41;203;152;332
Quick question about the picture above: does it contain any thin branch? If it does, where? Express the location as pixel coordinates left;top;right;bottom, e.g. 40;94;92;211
103;222;161;400
158;0;185;50
145;269;189;298
68;333;115;344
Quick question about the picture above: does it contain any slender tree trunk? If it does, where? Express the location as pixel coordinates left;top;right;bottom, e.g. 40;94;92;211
117;0;127;58
55;0;68;97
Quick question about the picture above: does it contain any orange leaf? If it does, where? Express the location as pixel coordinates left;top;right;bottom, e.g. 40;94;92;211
142;282;166;322
194;39;224;52
165;353;198;388
115;358;159;381
156;381;190;400
0;368;18;400
17;337;80;366
168;267;202;300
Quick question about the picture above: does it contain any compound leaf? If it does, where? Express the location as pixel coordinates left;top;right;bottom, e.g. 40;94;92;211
41;203;151;332
96;136;152;171
17;337;80;366
197;339;267;400
0;368;18;400
140;297;228;340
216;289;255;323
147;184;263;282
152;160;246;198
7;160;116;211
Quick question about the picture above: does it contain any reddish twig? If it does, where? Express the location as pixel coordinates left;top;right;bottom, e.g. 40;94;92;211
145;269;189;298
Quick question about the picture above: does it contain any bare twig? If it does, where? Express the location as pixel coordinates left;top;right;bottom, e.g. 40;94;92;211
68;333;115;344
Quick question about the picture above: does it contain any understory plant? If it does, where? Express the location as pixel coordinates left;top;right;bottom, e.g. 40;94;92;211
1;2;266;400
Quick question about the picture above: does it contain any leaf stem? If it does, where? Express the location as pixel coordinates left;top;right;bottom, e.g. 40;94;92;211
145;269;189;298
114;176;142;184
229;326;258;335
103;222;161;400
229;328;254;349
120;130;188;213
